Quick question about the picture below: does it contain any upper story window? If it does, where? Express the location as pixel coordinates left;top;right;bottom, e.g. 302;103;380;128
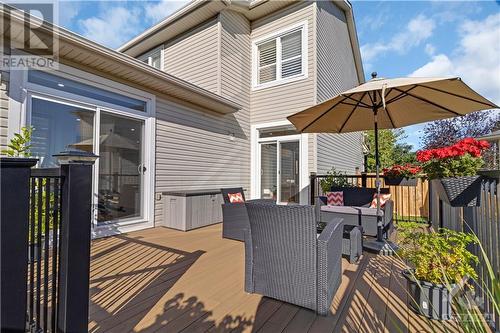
138;46;163;70
253;21;308;90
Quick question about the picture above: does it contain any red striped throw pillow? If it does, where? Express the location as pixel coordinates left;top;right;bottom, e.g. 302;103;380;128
370;193;392;208
228;192;244;203
326;191;344;206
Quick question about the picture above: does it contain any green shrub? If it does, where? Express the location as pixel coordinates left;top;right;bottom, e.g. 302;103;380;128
397;223;478;285
1;126;33;157
319;167;352;193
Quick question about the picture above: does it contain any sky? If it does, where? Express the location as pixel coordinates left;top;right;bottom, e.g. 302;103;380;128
51;0;500;149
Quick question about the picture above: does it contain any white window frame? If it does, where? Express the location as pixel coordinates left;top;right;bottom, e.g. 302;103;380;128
250;120;309;204
8;64;157;238
252;21;308;91
138;45;164;70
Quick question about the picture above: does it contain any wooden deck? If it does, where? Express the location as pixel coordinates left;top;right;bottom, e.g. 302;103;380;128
88;224;463;333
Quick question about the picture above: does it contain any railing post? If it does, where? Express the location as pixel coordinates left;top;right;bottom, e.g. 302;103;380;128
310;172;316;205
0;157;38;332
361;172;367;188
56;152;97;333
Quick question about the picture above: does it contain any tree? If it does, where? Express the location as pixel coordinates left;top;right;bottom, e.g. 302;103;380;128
364;128;415;172
421;111;499;149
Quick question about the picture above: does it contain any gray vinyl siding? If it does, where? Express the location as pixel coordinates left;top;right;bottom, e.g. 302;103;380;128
0;69;9;150
219;10;251;189
250;2;315;124
163;17;220;94
315;1;363;174
153;96;249;224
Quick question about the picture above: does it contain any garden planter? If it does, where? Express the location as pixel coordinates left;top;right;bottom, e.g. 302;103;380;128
383;176;418;186
402;270;458;320
432;176;483;207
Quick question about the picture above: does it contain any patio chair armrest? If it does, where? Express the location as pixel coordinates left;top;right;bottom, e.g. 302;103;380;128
221;203;249;241
382;199;394;224
243;228;254;293
246;199;276;205
316;217;343;315
382;199;394;236
317;196;327;205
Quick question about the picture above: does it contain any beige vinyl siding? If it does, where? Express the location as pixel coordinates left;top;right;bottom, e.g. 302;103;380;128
163;17;220;94
0;69;9;150
315;1;363;174
250;2;315;124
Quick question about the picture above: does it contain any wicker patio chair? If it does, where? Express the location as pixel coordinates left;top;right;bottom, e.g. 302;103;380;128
244;203;344;315
220;188;275;241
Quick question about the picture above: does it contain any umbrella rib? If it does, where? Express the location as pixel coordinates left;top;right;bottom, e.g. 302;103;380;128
384;85;418;105
301;95;351;132
342;95;372;108
415;84;498;108
339;91;368;132
392;87;463;116
376;90;397;128
339;101;372;109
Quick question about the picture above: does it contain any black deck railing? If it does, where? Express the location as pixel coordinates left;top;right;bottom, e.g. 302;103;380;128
1;156;95;333
310;173;430;223
27;168;63;333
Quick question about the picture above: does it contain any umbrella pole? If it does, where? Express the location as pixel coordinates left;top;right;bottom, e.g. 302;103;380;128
363;96;397;255
374;107;384;242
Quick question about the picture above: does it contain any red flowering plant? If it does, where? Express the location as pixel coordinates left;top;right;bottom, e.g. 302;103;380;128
383;164;423;179
416;138;490;180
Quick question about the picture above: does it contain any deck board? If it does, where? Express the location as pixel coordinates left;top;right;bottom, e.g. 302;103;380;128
88;224;464;332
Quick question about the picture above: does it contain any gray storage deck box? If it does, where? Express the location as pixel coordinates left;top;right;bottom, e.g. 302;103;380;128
161;190;223;231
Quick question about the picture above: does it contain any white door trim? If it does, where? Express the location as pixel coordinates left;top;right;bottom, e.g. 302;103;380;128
251;120;309;204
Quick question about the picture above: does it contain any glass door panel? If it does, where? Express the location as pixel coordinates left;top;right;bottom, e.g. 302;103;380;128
31;97;94;167
260;143;277;200
98;113;143;223
279;141;300;203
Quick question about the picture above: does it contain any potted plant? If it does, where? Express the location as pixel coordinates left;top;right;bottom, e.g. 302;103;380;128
416;138;490;207
383;164;422;186
397;223;478;320
319;167;353;193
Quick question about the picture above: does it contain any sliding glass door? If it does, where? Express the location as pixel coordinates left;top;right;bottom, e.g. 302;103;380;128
31;97;95;167
279;141;300;203
30;96;148;227
97;113;144;223
259;139;300;203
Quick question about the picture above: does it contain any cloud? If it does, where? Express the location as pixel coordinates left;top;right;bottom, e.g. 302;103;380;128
59;1;82;27
78;6;141;49
424;43;435;56
410;13;500;105
361;14;436;62
76;1;189;49
144;0;188;24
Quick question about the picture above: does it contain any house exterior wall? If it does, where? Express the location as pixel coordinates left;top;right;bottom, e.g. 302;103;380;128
0;69;9;150
163;17;220;94
153;97;251;222
314;1;364;174
249;2;316;125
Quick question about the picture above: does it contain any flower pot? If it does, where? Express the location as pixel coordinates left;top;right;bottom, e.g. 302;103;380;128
383;176;418;186
402;270;458;320
432;176;483;207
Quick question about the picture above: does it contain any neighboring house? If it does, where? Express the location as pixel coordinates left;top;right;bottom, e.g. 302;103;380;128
0;0;364;236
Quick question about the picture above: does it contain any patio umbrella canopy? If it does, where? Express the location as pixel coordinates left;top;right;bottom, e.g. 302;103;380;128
288;73;498;252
